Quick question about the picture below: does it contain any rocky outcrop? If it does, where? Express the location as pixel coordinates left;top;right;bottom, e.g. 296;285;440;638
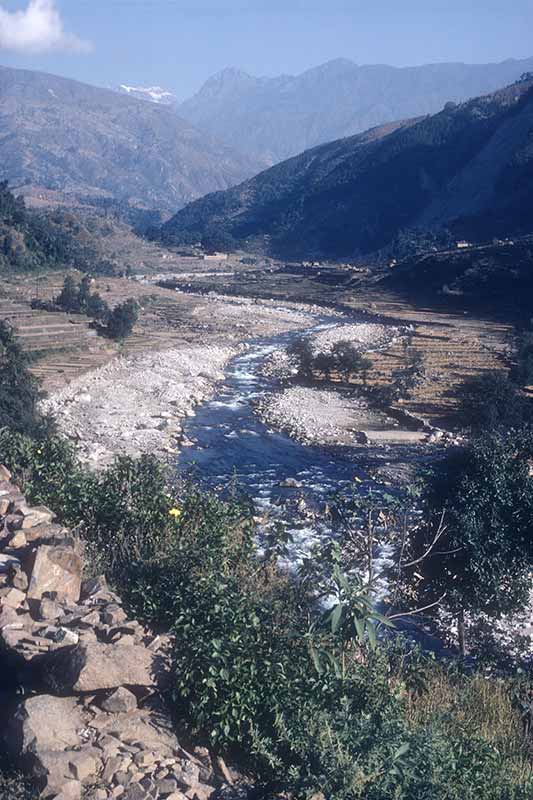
0;466;235;800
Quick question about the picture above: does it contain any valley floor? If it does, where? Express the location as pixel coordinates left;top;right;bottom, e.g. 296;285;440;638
0;247;514;466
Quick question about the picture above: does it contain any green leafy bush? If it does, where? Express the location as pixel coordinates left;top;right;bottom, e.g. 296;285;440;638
403;430;533;653
457;371;532;431
0;321;52;438
1;429;532;798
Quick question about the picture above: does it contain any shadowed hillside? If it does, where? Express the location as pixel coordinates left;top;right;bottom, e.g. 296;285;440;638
160;78;533;259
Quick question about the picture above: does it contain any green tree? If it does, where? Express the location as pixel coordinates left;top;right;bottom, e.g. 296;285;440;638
404;432;533;654
55;274;80;312
288;336;315;380
330;341;372;383
107;299;138;340
77;274;92;312
86;291;110;322
0;322;49;437
458;371;531;431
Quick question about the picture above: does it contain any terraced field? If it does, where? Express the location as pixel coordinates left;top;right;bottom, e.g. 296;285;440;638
345;293;513;428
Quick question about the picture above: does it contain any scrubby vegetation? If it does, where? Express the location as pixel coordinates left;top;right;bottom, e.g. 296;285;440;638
457;371;533;431
0;757;37;800
0;182;116;275
0;321;52;438
33;275;139;341
405;430;533;654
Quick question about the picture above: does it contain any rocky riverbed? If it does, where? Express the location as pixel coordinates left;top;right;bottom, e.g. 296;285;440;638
255;385;396;447
41;345;239;469
311;321;401;354
255;320;430;449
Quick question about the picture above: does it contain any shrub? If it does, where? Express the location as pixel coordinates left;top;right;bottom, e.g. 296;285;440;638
457;371;531;431
403;430;533;653
0;761;37;800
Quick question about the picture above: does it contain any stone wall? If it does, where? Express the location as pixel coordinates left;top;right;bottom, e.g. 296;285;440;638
0;465;234;800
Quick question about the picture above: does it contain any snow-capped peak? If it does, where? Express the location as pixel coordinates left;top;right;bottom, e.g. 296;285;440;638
117;84;176;106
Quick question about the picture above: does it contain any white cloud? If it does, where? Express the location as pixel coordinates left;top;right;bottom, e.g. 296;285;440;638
0;0;92;54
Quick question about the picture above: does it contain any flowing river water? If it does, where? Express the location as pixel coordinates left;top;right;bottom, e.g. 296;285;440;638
176;314;390;564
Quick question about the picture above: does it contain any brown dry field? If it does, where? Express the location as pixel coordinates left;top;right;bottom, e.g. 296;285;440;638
342;291;513;429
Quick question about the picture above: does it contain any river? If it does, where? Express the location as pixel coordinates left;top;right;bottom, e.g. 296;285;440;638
176;316;384;564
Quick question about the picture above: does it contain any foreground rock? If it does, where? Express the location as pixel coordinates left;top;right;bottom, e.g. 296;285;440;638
0;467;240;799
45;642;165;693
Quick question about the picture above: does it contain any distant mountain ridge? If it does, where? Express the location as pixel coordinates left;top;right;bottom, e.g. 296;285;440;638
0;64;260;217
160;78;533;259
178;56;533;164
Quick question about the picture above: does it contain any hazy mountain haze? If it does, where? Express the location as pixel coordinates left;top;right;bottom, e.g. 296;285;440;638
177;56;533;163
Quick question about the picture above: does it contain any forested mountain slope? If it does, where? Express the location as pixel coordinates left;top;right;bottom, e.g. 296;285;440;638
161;78;533;259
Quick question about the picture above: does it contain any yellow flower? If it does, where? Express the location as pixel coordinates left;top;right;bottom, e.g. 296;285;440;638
168;507;181;519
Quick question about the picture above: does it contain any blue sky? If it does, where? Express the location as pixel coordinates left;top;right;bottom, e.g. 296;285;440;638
0;0;532;100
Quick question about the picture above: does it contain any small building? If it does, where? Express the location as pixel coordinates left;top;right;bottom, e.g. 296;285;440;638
456;241;471;249
203;252;228;262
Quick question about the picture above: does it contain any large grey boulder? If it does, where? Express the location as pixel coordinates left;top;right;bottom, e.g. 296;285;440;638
27;544;82;603
46;642;164;693
101;686;138;713
29;750;77;797
9;695;83;756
